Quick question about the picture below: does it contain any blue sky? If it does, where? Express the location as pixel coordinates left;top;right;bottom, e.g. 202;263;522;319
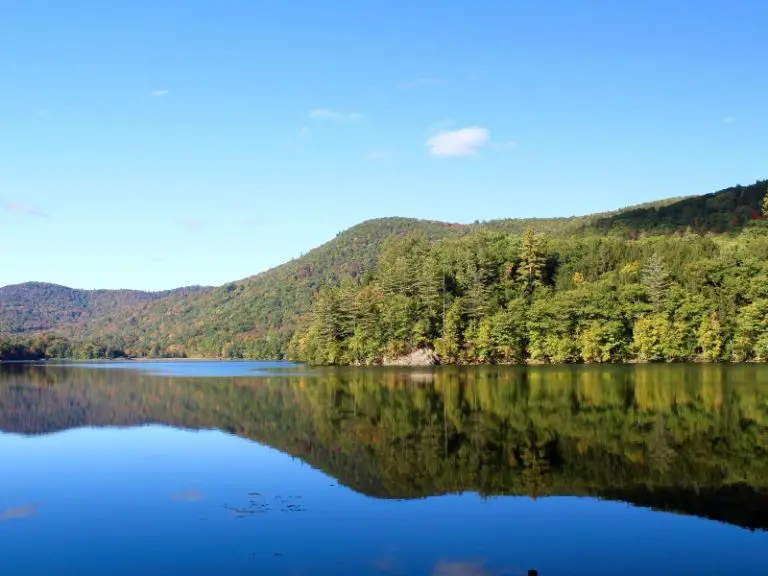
2;0;766;290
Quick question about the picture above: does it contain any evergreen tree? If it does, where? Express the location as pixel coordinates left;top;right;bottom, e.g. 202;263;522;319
643;254;670;311
763;189;768;218
517;229;546;296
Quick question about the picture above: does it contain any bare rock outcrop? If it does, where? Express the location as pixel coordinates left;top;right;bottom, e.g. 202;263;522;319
382;348;441;366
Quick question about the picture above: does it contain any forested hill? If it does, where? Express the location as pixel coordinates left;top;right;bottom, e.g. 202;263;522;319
78;217;467;357
293;181;768;366
1;179;766;360
0;282;210;334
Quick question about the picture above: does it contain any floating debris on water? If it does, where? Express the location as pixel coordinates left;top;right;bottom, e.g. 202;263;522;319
225;493;308;517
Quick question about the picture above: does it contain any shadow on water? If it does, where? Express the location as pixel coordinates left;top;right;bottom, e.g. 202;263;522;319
1;362;768;531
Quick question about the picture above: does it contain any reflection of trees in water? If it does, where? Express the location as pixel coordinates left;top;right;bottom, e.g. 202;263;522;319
2;363;768;529
520;423;552;500
647;415;676;476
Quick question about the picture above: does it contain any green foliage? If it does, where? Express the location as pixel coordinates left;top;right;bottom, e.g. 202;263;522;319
0;282;207;334
2;180;767;360
0;334;128;360
517;229;546;295
293;224;768;365
698;310;724;362
642;254;670;311
763;187;768;218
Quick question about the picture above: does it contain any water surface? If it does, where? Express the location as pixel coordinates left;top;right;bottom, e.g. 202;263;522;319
1;362;767;575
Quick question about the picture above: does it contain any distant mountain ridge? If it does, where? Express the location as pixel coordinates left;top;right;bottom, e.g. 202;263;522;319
0;179;765;358
0;282;211;334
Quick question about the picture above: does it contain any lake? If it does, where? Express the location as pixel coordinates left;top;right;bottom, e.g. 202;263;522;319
1;362;767;575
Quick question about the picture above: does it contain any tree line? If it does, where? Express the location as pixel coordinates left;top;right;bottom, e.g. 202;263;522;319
3;183;766;362
0;334;127;361
288;202;768;365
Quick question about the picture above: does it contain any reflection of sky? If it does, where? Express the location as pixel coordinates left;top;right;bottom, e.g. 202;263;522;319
1;427;767;576
64;360;300;377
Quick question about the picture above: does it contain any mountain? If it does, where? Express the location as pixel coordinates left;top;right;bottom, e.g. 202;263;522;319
69;217;469;357
0;180;765;360
0;282;211;334
291;181;768;366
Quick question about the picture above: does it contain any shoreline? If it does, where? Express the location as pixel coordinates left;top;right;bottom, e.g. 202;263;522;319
3;358;767;367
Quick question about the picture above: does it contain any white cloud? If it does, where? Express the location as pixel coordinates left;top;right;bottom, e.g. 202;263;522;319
5;202;48;218
152;89;169;98
309;108;365;122
723;116;737;124
399;77;446;90
36;109;50;119
298;125;310;137
426;127;490;157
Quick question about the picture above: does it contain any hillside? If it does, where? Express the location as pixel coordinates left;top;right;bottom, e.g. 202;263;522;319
1;180;766;360
74;217;471;357
0;282;210;334
292;180;768;366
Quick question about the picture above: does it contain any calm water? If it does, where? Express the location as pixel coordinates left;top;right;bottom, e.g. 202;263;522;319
1;362;767;575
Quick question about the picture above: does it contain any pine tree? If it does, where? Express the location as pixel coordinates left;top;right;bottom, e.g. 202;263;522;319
517;229;546;295
415;254;444;333
762;188;768;218
643;253;670;311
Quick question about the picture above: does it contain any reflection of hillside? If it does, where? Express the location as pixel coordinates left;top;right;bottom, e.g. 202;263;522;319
2;364;768;530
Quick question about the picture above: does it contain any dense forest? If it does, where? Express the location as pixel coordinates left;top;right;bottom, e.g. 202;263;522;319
0;180;766;361
1;363;767;529
0;333;128;361
0;282;209;334
290;184;768;365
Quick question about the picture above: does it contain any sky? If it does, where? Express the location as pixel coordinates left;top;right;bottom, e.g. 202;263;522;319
2;0;766;291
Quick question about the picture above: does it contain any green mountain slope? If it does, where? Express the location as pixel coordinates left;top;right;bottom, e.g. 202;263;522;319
1;180;765;360
0;282;210;334
292;181;768;365
76;217;468;357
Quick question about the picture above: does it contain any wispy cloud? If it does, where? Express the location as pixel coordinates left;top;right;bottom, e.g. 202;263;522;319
242;218;261;228
172;489;204;502
399;77;446;90
152;89;169;98
5;202;48;218
367;150;392;162
0;503;41;522
176;219;206;231
723;116;737;124
309;108;365;122
298;125;311;137
36;109;50;119
426;127;490;157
